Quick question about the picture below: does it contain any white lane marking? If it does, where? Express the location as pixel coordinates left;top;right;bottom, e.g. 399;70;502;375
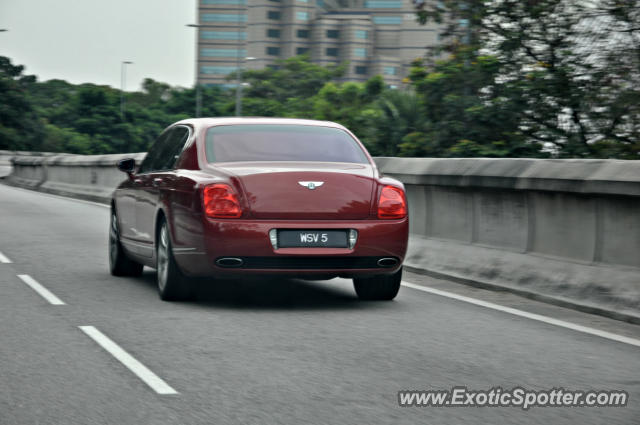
0;251;11;263
401;281;640;348
17;274;66;305
79;326;178;395
1;184;109;208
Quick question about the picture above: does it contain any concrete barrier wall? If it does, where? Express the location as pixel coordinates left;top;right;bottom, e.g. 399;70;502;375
5;153;640;319
376;157;640;319
6;153;145;203
0;150;64;178
375;158;640;269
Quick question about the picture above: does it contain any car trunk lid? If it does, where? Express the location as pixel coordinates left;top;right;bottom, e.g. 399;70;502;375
214;162;375;219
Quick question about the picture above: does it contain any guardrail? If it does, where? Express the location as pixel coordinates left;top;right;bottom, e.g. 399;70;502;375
4;152;640;320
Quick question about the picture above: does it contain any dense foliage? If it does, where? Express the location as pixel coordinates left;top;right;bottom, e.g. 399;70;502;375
413;0;640;158
0;1;637;158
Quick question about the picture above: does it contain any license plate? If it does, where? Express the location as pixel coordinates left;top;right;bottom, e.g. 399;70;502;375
278;230;348;248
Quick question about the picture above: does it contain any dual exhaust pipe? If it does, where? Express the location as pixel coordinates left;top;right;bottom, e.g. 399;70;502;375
216;257;399;268
216;257;244;268
377;257;398;267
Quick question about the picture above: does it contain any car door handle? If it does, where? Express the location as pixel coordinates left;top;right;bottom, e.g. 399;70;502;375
152;178;163;187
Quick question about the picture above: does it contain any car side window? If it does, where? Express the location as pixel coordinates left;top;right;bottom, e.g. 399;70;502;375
138;130;171;174
154;127;190;171
137;126;190;174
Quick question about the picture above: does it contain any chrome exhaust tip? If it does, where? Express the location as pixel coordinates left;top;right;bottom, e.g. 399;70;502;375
377;257;398;267
216;257;244;268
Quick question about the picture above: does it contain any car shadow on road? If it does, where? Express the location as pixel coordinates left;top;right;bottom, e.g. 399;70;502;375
136;270;390;311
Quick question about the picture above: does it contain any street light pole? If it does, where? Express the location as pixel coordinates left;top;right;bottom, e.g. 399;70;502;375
235;57;256;117
235;11;243;117
186;24;202;117
235;64;242;117
120;61;133;120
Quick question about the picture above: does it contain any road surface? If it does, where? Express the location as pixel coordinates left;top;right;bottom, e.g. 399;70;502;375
1;183;638;424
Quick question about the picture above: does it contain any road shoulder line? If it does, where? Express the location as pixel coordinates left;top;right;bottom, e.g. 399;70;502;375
402;281;640;348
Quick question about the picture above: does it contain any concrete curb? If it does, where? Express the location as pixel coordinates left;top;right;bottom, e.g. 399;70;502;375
405;265;640;325
2;179;112;204
403;236;640;321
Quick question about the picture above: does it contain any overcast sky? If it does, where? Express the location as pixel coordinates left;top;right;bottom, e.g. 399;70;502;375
0;0;197;90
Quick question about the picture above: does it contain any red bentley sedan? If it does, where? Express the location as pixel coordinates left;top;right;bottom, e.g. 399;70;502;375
109;118;408;301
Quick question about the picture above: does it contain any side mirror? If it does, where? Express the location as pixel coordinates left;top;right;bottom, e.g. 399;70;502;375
117;158;136;174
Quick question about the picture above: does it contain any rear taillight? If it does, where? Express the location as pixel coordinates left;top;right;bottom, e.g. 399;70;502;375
203;184;242;218
377;185;407;219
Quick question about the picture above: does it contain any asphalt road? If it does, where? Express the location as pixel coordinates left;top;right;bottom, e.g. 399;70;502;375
1;183;639;425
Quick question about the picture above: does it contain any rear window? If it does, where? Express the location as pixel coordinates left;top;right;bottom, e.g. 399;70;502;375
205;124;369;164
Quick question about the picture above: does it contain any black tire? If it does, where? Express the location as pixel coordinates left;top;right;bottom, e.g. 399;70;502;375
156;219;192;301
353;267;402;301
109;210;144;277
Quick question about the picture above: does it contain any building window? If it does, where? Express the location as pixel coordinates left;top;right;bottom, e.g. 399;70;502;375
354;47;367;57
297;29;309;38
354;29;369;39
266;46;280;56
201;14;247;22
364;0;403;8
296;11;309;20
201;66;239;75
355;66;368;75
383;66;397;75
202;0;247;4
372;16;403;24
201;48;247;57
326;29;339;39
201;31;247;40
267;29;280;38
296;47;309;55
325;47;338;56
267;10;281;20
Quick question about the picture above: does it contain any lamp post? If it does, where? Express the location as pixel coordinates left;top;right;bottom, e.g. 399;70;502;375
235;56;256;117
186;24;203;117
120;61;133;120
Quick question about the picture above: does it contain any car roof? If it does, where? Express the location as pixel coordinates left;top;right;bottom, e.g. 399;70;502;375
175;117;347;131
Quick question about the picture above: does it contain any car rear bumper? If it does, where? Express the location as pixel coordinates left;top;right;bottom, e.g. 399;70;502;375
174;218;408;278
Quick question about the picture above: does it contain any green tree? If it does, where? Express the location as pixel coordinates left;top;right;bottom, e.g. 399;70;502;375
413;0;640;158
311;79;382;148
239;55;346;117
0;57;44;150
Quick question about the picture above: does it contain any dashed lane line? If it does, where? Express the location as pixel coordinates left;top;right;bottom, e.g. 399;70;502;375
79;326;178;395
17;274;66;305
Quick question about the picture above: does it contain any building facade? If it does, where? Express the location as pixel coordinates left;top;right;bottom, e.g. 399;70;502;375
196;0;439;87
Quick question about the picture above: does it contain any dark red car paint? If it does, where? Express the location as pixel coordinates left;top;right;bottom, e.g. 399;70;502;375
112;118;408;278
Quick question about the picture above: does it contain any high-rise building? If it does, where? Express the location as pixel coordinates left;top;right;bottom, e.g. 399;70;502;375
196;0;439;87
